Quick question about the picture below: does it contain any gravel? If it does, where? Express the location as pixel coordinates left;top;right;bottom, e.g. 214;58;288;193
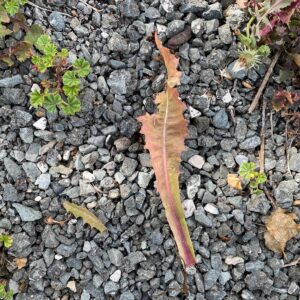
0;0;298;299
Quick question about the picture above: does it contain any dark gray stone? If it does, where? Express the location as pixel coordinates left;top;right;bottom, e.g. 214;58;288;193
0;75;23;87
48;11;65;31
213;108;229;129
12;203;42;221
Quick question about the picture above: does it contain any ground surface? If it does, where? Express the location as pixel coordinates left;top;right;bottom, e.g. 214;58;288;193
0;0;300;299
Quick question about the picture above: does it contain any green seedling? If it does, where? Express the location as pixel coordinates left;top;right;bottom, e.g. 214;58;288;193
236;16;271;70
0;0;43;65
238;162;267;195
30;34;90;115
0;234;13;249
0;284;13;300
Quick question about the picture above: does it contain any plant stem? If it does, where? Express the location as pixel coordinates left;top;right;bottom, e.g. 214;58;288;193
246;16;256;38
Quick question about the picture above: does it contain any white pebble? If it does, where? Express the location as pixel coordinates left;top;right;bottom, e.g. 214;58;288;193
82;171;95;182
225;256;244;265
34;196;42;202
31;83;40;92
83;241;91;253
189;106;201;118
33;117;47;130
37;161;48;173
55;254;63;260
204;203;219;215
222;90;233;103
182;199;196;218
110;270;121;283
67;281;77;292
188;155;205;169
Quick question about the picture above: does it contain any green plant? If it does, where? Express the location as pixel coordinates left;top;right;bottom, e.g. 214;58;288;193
0;0;43;65
2;0;27;15
0;284;13;300
30;34;90;115
0;234;13;249
238;162;267;195
236;16;271;69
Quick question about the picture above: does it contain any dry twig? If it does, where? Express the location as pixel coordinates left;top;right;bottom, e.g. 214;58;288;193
248;51;281;113
27;1;72;17
263;186;277;208
281;257;300;268
78;0;102;12
259;99;266;173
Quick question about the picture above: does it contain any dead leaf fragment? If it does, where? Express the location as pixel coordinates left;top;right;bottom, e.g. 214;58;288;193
291;53;300;67
236;0;248;8
264;208;300;255
242;81;253;89
13;258;27;269
227;174;242;190
293;200;300;206
44;216;65;226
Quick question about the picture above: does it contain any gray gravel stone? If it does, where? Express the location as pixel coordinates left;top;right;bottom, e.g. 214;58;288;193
120;0;140;18
120;157;138;177
128;251;146;266
108;249;123;267
289;153;300;172
0;75;23;87
108;32;128;52
203;3;223;20
167;20;185;37
22;162;41;181
35;173;51;190
12;203;42;221
228;60;248;79
274;180;297;207
19;127;34;143
2;88;25;105
247;194;271;215
213;108;229;129
218;24;232;44
3;184;18;202
107;70;132;95
10;232;31;257
204;269;219;290
15;110;32;127
180;0;207;13
239;136;261;150
25;143;40;162
119;291;135;300
206;19;219;34
4;157;22;181
137;172;152;188
42;226;59;248
49;11;65;31
195;207;213;227
191;18;206;37
245;271;273;291
186;174;201;199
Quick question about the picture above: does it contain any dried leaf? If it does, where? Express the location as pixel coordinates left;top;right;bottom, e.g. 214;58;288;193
242;81;254;89
227;174;243;190
13;258;27;270
138;33;196;267
63;201;106;233
293;200;300;206
272;90;300;111
291;53;300;67
44;216;65;226
264;207;300;254
155;32;181;87
236;0;248;9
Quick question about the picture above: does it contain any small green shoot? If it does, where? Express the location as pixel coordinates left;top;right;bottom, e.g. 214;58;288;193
0;283;13;300
236;16;270;70
30;34;90;115
0;234;13;249
238;162;267;195
0;0;43;65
